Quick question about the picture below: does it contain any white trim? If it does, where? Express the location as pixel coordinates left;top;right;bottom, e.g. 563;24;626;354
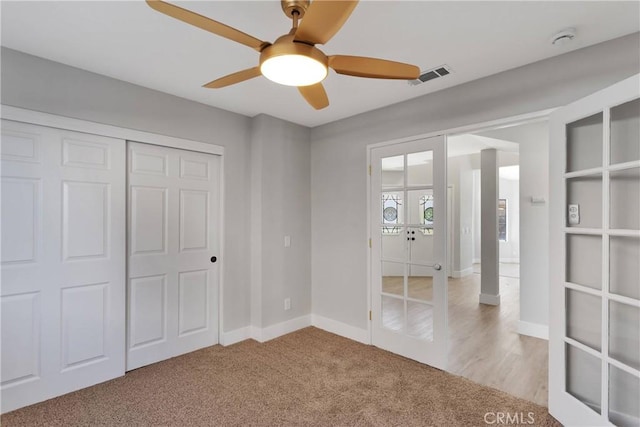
472;258;481;264
1;105;224;155
499;257;520;263
251;315;312;343
217;155;226;349
311;314;369;344
451;267;474;278
366;109;555;150
366;147;373;344
517;320;549;340
479;293;501;305
220;327;252;346
1;105;227;351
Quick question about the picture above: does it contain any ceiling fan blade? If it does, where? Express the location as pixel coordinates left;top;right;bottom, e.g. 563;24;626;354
298;83;329;110
146;0;269;52
329;55;420;80
203;67;262;89
294;0;359;45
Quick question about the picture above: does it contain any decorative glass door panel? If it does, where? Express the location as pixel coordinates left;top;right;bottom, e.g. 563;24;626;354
371;136;447;369
549;75;640;426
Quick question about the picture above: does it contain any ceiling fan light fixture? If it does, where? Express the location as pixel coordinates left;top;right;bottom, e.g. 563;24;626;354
259;38;328;87
261;54;327;86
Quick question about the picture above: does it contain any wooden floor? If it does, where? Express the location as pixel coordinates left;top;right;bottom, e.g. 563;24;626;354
383;268;549;406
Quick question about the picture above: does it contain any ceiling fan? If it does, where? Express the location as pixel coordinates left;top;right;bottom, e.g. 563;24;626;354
146;0;420;110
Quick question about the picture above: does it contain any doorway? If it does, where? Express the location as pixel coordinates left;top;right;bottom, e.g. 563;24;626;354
446;120;550;405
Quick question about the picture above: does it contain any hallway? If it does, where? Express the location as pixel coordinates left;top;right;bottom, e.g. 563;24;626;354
448;270;548;406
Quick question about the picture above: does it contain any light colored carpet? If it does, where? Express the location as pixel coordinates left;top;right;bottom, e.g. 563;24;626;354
1;327;560;426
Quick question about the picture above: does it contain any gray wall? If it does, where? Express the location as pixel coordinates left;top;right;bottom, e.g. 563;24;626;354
1;47;284;333
447;155;474;275
311;33;640;330
250;115;311;328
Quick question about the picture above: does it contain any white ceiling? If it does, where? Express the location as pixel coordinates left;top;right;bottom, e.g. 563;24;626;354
2;1;639;127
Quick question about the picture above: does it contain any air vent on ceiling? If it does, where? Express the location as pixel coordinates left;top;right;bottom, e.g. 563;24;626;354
408;65;452;86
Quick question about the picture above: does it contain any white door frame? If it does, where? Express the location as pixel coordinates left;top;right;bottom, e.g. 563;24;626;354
366;108;554;345
0;105;227;345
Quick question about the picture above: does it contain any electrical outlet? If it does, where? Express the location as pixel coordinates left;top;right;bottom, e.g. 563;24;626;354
284;298;291;311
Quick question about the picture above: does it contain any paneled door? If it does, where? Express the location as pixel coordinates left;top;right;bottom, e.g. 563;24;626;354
127;142;220;370
370;135;448;369
549;74;639;425
1;120;126;413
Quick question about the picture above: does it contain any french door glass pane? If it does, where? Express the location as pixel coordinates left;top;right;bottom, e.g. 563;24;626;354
382;191;404;226
610;98;640;165
610;236;640;300
566;343;602;414
382;156;404;188
408;225;433;263
408;266;433;302
382;261;404;297
567;112;603;172
407;189;433;225
609;365;640;427
609;300;640;370
407;301;433;341
407;151;433;187
567;174;602;228
566;234;602;290
381;295;403;332
382;228;404;261
610;168;640;230
566;288;602;351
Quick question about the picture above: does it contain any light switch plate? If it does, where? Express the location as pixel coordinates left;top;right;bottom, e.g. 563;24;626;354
284;235;291;247
568;204;580;225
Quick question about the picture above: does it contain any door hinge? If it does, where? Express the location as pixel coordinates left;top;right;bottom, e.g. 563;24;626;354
369;238;372;248
368;165;372;175
369;310;372;321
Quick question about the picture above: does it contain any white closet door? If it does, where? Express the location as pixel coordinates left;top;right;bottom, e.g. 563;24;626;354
127;142;220;371
1;120;126;413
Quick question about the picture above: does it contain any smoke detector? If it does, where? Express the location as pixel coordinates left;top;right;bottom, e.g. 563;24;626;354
551;28;576;46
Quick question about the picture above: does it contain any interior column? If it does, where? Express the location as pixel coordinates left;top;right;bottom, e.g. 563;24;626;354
480;148;501;305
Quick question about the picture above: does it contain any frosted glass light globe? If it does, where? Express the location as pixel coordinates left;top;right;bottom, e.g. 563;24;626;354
260;54;327;87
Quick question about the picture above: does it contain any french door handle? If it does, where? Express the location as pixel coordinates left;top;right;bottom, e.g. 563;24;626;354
432;263;442;271
210;256;217;263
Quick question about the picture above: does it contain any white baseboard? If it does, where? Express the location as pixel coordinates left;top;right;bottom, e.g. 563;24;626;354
311;314;369;344
499;258;520;264
451;267;474;278
473;258;480;264
251;314;312;343
220;326;252;346
479;293;501;305
221;314;368;346
517;320;549;340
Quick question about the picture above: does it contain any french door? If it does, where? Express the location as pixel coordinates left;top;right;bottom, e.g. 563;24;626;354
549;74;639;425
370;135;448;369
126;142;220;370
